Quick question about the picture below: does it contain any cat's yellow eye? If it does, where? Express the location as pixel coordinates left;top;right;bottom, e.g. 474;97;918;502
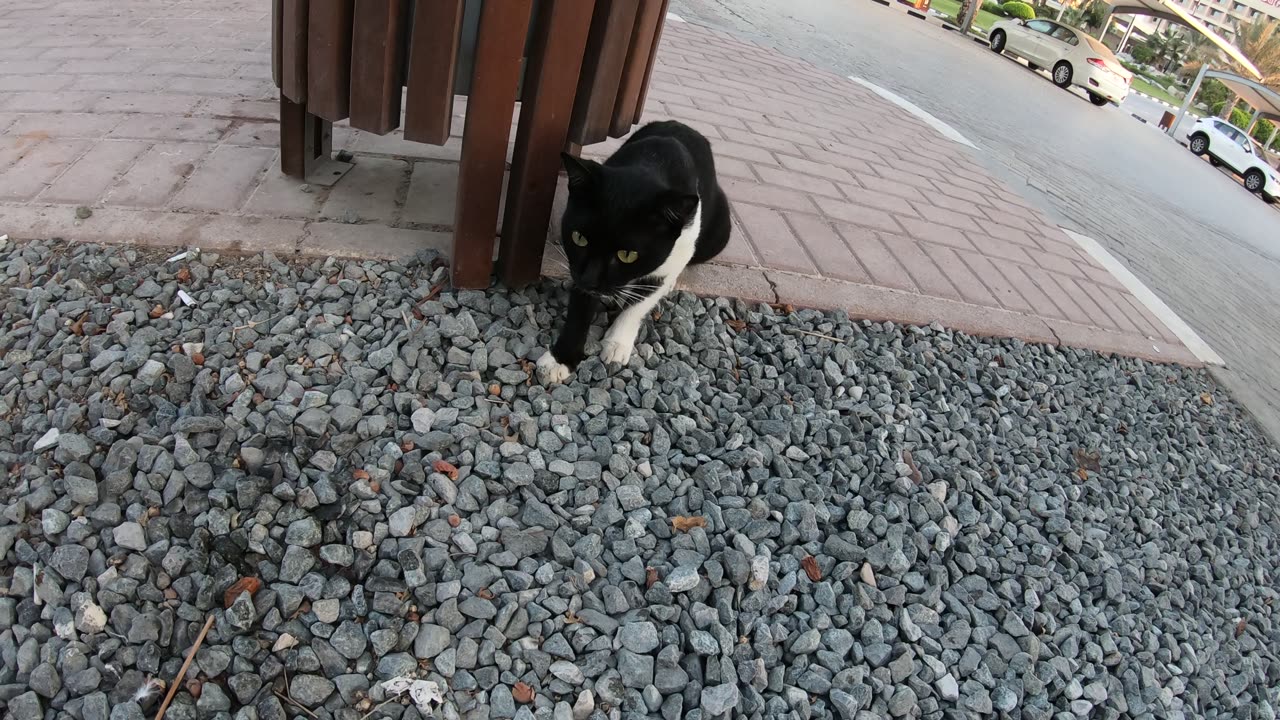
617;250;639;264
571;231;588;247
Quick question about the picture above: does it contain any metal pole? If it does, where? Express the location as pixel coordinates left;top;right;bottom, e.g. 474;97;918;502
1099;12;1114;41
1170;63;1208;138
1118;16;1136;55
1247;108;1261;132
960;0;980;34
1267;122;1278;151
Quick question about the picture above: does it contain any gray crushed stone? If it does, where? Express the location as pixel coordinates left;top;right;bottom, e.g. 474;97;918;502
0;240;1279;719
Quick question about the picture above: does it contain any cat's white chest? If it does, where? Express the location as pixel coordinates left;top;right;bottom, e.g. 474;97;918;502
651;201;701;282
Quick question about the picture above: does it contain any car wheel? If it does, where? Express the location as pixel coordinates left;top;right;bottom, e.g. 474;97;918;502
1089;93;1109;106
989;30;1006;52
1189;134;1209;155
1052;61;1073;88
1245;169;1266;193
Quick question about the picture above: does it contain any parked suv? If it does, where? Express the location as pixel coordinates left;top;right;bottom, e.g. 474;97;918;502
1187;117;1279;202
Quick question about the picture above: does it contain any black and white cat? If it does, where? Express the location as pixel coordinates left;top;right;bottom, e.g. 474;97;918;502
538;120;732;383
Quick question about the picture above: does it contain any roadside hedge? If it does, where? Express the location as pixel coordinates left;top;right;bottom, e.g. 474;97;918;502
1002;2;1036;20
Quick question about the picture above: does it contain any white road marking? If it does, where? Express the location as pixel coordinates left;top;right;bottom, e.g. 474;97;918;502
847;76;977;149
666;12;686;22
1061;228;1225;366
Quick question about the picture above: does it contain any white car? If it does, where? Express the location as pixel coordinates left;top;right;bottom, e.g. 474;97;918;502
988;19;1133;106
1187;116;1280;202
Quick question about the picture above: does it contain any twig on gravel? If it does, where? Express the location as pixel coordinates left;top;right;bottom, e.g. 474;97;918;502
154;614;215;720
275;691;320;719
357;697;399;720
786;327;845;343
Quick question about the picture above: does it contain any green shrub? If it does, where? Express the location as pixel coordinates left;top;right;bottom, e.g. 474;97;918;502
1252;118;1276;145
981;1;1008;15
1229;106;1251;131
1002;1;1035;19
1131;43;1156;65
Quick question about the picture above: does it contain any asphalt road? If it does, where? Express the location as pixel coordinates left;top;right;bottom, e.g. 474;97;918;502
672;0;1280;439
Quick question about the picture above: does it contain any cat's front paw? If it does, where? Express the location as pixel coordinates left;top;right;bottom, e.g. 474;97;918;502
600;338;634;366
536;350;573;384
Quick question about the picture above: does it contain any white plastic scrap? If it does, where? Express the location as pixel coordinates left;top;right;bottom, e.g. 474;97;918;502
177;289;195;306
381;677;444;713
166;250;194;263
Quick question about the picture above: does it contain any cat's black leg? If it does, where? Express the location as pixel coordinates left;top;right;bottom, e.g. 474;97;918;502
691;187;732;265
538;288;599;383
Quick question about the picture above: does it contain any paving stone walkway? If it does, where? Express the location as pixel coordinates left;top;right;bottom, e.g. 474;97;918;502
0;0;1196;364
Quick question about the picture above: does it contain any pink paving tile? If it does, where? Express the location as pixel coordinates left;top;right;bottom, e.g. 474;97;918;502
39;139;148;205
753;164;842;198
921;243;999;307
964;232;1035;265
958;252;1032;313
171;143;274;212
835;224;917;292
0;138;87;200
777;153;855;184
784;212;870;284
813;195;903;234
719;126;803;156
898;215;975;251
842;184;917;217
722;178;817;213
1023;266;1089;324
105;141;209;208
712;140;778;166
989;257;1067;320
914;203;982;232
733;203;818;274
880;233;961;301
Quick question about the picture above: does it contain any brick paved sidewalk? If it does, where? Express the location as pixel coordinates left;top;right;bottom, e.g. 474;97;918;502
0;1;1195;364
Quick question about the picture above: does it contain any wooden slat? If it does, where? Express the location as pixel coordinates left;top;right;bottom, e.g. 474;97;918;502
272;0;283;88
627;0;669;129
403;0;465;144
499;0;594;287
609;0;665;137
349;0;407;134
452;0;534;289
281;0;309;102
307;0;354;121
569;0;640;146
280;94;331;178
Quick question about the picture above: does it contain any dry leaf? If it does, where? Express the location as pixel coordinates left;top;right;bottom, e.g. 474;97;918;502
353;469;371;481
223;577;262;609
434;460;459;481
186;677;203;699
1073;448;1101;472
70;312;87;336
489;383;502;396
646;566;658;589
176;267;192;283
1200;392;1214;405
191;352;204;366
564;610;581;625
671;516;707;533
1076;467;1089;481
1236;618;1247;637
477;588;495;600
901;449;923;485
448;514;461;528
801;555;822;582
513;682;535;704
725;318;747;332
149;304;165;319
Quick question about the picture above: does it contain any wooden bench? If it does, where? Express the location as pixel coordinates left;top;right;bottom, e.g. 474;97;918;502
271;0;670;289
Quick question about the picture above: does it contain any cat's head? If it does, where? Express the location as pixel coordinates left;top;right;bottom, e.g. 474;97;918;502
558;152;698;298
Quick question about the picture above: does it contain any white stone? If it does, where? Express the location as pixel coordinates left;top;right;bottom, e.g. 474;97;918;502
33;428;59;452
411;408;435;434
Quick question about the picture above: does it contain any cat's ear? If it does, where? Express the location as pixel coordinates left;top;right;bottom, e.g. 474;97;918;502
656;192;699;227
561;152;600;192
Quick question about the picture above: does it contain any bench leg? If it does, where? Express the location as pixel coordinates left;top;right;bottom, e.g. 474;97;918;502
500;0;595;288
451;0;533;290
280;94;332;179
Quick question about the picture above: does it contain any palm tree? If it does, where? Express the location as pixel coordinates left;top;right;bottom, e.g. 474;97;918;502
1150;28;1191;73
1180;18;1280;119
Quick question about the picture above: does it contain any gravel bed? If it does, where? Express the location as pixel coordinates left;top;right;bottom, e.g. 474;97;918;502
1;240;1279;720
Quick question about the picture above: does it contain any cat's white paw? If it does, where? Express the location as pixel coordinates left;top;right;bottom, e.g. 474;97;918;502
600;338;634;366
536;350;572;384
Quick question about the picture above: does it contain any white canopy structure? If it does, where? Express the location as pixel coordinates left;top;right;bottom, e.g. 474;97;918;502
1104;0;1263;79
1168;67;1280;146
